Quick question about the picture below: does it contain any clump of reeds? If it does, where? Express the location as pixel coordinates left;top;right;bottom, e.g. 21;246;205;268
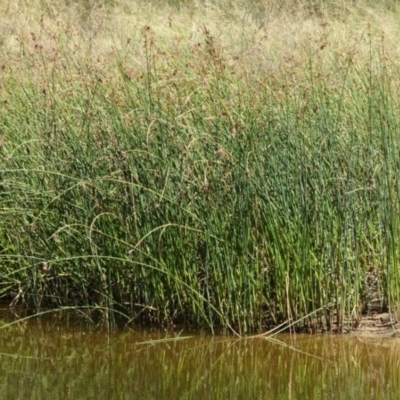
1;0;400;333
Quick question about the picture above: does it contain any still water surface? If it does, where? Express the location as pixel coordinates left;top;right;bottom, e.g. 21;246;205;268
0;312;399;400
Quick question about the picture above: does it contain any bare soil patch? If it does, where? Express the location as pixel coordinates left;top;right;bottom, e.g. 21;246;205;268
350;313;400;339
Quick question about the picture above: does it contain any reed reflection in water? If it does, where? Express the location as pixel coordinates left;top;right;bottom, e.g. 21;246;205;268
0;316;399;399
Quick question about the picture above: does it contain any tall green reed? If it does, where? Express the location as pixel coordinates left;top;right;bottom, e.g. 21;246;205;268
1;15;400;333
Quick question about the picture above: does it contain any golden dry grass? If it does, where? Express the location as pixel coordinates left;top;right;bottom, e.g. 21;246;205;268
1;0;400;83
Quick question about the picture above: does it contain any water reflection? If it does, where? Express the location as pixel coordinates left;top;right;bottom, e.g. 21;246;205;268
0;313;399;399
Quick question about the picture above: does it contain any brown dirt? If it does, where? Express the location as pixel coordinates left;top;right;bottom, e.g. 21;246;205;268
349;313;400;339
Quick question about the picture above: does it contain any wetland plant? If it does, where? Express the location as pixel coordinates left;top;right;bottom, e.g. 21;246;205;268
1;0;400;333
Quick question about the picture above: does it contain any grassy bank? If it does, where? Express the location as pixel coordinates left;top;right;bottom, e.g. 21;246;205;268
1;0;400;333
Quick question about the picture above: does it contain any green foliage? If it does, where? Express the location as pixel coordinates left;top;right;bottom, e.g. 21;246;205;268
1;1;400;333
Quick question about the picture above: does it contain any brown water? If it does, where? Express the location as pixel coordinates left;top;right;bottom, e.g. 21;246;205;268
0;312;400;400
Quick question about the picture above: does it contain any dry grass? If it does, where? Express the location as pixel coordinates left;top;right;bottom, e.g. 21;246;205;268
1;0;400;80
